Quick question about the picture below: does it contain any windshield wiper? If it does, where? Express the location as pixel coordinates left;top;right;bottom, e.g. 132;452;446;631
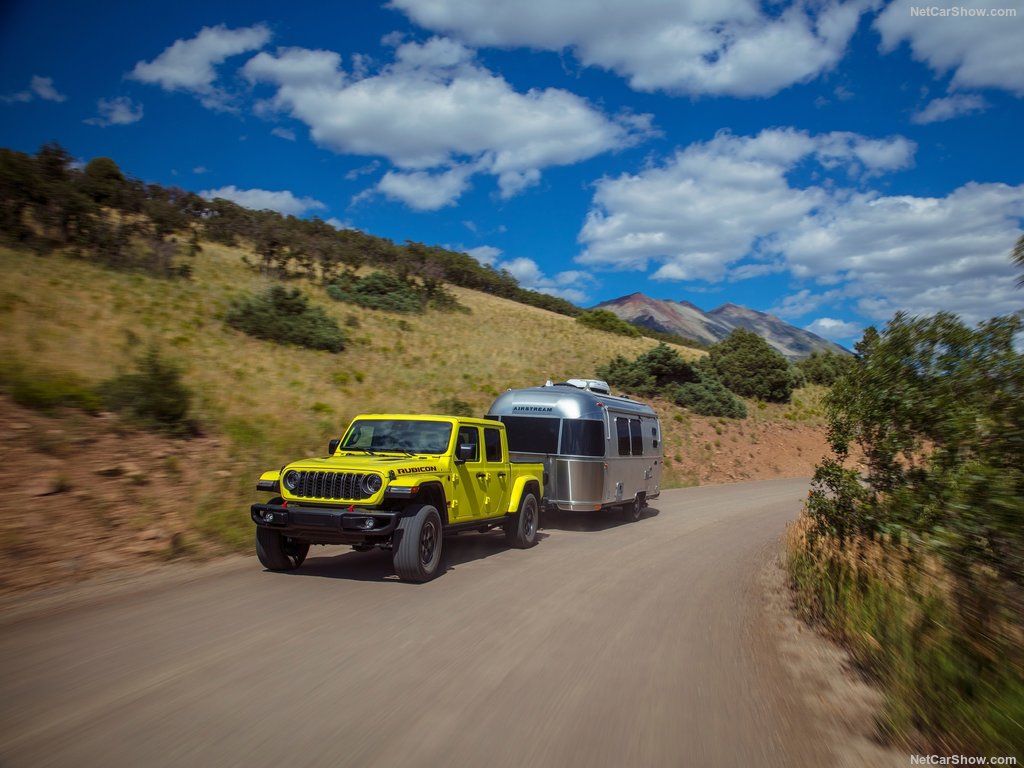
342;447;377;455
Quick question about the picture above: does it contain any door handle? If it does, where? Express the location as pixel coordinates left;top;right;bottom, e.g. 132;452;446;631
497;471;506;478
476;472;490;480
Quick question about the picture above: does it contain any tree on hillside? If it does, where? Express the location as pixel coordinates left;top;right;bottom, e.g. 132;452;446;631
81;157;128;208
709;329;794;403
795;350;853;387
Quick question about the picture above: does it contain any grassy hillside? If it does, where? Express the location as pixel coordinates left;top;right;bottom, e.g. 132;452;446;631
0;243;829;591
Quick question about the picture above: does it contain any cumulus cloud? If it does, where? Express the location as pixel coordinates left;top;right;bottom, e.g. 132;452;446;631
85;96;144;126
912;93;988;124
805;317;862;340
3;75;67;103
465;245;502;265
390;0;871;97
130;24;271;108
200;185;326;216
578;128;1023;327
875;0;1024;95
503;256;597;302
578;128;915;281
271;127;296;141
243;37;652;208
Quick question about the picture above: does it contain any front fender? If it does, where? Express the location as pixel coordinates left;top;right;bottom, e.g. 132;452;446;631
256;469;281;493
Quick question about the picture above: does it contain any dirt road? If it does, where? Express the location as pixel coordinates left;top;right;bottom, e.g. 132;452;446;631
0;478;857;767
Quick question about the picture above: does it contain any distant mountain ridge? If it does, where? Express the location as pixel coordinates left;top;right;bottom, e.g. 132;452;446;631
594;293;850;360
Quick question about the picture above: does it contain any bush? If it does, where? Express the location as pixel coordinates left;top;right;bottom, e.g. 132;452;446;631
327;271;425;313
597;343;746;418
795;350;853;387
0;366;103;414
101;347;197;435
227;285;346;352
576;309;641;337
709;329;794;403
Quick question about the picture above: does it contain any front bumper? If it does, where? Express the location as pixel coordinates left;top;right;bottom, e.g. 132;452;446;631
250;502;400;544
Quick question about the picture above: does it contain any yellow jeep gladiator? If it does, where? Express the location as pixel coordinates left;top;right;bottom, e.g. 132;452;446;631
251;414;544;582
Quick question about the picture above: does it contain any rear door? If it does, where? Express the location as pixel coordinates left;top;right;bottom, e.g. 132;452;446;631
482;425;510;517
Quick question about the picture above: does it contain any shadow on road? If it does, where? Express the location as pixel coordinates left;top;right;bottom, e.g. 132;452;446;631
278;530;551;583
541;506;660;533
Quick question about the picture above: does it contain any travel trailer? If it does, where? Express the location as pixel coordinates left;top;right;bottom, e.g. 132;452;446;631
487;379;662;521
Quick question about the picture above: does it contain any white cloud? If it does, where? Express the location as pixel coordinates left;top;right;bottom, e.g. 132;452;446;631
390;0;872;97
30;75;66;102
578;128;1023;327
200;185;326;216
3;75;66;103
805;317;862;340
503;256;596;302
271;127;296;141
465;245;502;265
130;24;271;107
243;37;652;207
578;128;914;280
875;0;1024;95
912;93;988;124
374;165;474;210
85;96;143;127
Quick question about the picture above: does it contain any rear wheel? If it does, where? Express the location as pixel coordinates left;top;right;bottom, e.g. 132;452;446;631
505;492;539;548
621;497;642;523
256;527;310;571
393;504;443;582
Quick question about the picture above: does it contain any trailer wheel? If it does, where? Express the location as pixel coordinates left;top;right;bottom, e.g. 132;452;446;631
621;497;642;523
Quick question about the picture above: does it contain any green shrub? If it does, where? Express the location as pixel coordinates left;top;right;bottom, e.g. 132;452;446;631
327;271;424;313
575;309;641;337
669;374;747;419
227;285;346;352
101;347;197;435
795;350;854;387
0;366;103;414
709;329;794;403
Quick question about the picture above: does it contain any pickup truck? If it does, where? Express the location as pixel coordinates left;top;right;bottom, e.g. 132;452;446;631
251;414;545;582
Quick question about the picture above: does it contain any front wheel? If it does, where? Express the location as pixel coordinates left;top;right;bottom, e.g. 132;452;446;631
256;527;310;571
505;492;539;549
393;504;443;583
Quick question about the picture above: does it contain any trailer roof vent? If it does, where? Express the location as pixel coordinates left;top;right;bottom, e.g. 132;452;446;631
564;378;611;395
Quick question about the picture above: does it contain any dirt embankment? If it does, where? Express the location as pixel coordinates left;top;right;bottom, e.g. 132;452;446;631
0;396;830;595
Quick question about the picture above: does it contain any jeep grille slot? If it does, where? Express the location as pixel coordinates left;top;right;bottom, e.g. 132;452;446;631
293;471;369;500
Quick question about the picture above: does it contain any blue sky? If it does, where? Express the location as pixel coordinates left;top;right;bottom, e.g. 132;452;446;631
2;0;1022;346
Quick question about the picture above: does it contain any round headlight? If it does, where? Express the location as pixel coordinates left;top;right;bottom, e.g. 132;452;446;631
361;474;383;495
282;470;301;492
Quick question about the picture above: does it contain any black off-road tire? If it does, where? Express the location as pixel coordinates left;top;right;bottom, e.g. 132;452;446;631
256;527;310;571
393;504;443;582
505;492;539;549
621;497;642;523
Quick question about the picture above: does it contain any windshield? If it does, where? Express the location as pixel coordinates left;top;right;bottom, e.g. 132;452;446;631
341;419;453;455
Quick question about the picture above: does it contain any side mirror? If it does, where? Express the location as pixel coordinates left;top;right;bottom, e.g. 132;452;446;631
456;443;476;462
328;438;340;455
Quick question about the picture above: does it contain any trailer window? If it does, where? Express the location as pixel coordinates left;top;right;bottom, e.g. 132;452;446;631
616;417;631;456
630;419;643;456
560;419;604;457
498;416;560;454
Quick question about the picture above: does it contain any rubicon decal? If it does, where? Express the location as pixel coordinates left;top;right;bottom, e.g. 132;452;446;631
396;465;438;475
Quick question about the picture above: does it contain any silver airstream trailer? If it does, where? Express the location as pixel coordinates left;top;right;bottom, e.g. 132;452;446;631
486;379;662;521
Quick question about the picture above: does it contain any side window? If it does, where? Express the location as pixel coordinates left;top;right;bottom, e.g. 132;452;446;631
616;417;631;456
457;426;480;462
629;419;643;456
484;427;503;462
651;422;659;449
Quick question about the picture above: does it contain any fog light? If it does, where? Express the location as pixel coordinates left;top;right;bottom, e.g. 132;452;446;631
262;510;275;523
362;517;375;530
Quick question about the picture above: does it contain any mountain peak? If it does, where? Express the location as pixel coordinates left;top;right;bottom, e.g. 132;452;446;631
595;293;849;360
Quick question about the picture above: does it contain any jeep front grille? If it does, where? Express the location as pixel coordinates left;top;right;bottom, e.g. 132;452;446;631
291;471;370;501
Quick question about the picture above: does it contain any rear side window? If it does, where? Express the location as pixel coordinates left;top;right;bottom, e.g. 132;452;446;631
484;427;503;462
497;416;559;454
561;419;604;457
629;419;643;456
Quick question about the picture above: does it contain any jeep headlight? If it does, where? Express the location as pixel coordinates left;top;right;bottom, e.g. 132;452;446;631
282;470;301;493
361;474;383;495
